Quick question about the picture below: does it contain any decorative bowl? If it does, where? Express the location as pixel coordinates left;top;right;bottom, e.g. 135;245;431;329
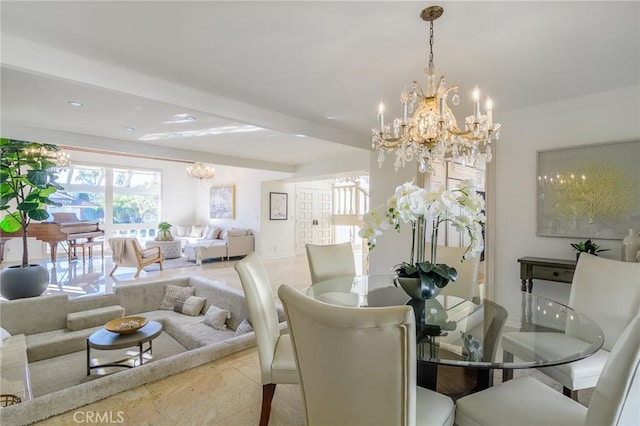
105;317;148;335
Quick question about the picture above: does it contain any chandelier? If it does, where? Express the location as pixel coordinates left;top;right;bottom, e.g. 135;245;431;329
372;5;501;174
186;163;216;180
24;146;71;170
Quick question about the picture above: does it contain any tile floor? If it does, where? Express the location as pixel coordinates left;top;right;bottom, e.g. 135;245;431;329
26;253;311;425
5;253;590;425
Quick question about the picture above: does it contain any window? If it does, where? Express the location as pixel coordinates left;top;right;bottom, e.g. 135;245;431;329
48;164;161;243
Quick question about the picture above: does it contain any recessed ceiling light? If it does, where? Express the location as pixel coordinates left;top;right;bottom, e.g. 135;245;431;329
295;134;307;138
165;113;197;124
68;101;83;107
123;127;136;132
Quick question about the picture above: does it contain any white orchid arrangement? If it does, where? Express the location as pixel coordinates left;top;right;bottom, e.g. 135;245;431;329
359;180;485;297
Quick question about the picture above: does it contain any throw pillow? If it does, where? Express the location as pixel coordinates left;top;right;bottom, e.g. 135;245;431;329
234;318;254;336
160;285;195;310
175;225;188;237
173;295;206;316
0;327;11;341
189;225;204;238
203;305;232;331
205;227;221;240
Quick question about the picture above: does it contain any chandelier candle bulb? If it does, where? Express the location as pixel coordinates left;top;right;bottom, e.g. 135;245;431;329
486;97;493;128
439;97;445;121
473;86;481;121
378;102;385;131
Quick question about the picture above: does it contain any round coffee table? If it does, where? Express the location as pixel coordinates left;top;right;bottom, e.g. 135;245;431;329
86;320;162;375
145;240;182;259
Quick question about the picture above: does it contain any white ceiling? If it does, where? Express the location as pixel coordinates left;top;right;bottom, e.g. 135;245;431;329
1;1;639;174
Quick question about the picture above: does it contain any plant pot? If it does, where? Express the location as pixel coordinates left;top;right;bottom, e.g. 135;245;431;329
394;276;443;300
0;264;49;300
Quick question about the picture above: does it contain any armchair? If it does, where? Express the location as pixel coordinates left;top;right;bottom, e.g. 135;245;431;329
108;238;164;278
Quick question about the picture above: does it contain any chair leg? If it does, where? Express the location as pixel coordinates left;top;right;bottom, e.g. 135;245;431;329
260;383;276;426
159;260;163;271
109;265;118;276
134;267;142;278
563;386;578;400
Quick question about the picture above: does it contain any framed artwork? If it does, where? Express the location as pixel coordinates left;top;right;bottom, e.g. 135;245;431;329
210;185;235;219
269;192;288;220
537;140;640;239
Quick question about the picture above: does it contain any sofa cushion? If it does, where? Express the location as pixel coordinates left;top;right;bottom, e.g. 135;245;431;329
189;225;205;238
226;228;248;237
175;225;189;237
205;227;221;240
234;319;254;336
189;277;249;331
0;327;11;341
66;305;125;331
114;278;190;315
173;296;206;316
203;305;231;330
26;326;103;361
160;285;196;310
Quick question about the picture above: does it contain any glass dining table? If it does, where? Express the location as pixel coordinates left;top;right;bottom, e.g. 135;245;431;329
305;275;604;397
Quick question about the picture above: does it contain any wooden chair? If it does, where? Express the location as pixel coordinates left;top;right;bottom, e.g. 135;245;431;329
305;242;356;284
108;238;163;278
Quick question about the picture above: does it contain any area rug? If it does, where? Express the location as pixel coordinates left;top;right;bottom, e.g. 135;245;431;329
143;256;221;272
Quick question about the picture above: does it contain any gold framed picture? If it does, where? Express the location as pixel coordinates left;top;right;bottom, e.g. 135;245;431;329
210;185;235;219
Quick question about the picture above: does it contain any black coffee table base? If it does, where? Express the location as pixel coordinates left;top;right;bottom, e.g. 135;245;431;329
86;340;154;375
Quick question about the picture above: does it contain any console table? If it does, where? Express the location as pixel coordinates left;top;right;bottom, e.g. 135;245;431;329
517;256;577;293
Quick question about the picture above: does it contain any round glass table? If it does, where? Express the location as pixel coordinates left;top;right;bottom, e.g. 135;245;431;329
306;275;604;395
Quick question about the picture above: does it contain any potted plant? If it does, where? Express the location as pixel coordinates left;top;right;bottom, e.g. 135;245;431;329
570;239;609;261
359;180;485;300
156;221;173;241
1;138;64;299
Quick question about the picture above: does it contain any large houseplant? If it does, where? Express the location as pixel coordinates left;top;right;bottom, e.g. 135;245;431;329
1;138;64;299
359;180;485;300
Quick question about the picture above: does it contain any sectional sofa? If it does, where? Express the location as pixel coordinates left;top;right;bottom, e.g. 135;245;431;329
177;226;255;264
0;276;285;425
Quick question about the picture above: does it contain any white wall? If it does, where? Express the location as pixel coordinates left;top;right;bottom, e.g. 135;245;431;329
368;86;640;319
494;86;640;310
3;150;292;262
259;181;297;259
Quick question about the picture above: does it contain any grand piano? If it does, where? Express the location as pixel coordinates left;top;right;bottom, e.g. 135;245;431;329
0;213;104;263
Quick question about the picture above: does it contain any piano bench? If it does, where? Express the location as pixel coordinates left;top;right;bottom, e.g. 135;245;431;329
68;239;104;262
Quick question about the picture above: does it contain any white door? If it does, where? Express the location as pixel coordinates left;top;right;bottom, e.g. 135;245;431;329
295;189;332;255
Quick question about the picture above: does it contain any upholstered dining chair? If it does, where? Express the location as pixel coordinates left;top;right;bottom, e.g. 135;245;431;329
428;245;481;300
278;284;455;426
502;253;640;400
456;314;640;426
234;252;298;426
305;241;356;284
108;237;163;278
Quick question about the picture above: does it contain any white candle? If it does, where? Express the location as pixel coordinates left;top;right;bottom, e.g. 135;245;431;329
486;97;493;128
439;97;445;121
473;85;480;121
378;102;385;131
401;89;408;123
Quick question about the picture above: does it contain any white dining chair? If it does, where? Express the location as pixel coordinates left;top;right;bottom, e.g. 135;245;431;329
278;284;455;426
428;245;481;300
503;253;640;399
305;242;356;284
456;314;640;426
234;252;298;426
